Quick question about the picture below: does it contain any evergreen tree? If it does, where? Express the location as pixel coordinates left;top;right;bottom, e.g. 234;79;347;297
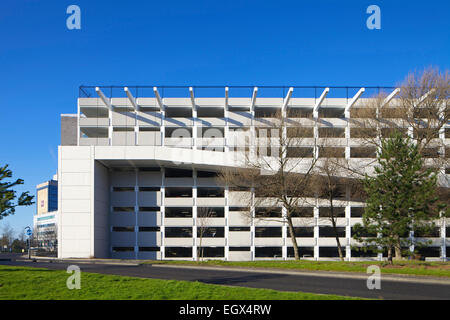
0;164;34;220
352;132;445;262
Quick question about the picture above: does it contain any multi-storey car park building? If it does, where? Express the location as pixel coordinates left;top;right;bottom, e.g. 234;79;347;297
57;85;450;260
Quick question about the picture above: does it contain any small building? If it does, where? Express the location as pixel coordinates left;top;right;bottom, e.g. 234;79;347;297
33;175;58;252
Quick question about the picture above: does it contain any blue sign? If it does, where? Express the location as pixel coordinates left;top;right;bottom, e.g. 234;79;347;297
26;229;32;236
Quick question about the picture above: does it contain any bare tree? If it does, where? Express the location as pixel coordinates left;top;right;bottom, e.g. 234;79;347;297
310;155;348;261
350;67;449;169
220;110;318;260
196;207;215;261
0;223;15;251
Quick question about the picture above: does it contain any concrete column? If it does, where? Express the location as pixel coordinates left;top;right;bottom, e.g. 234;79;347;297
135;169;138;259
161;99;165;146
192;105;198;151
160;167;165;260
282;207;287;260
345;205;351;261
345;110;350;159
250;188;255;261
224;105;229;152
193;169;198;261
224;186;229;261
314;206;319;261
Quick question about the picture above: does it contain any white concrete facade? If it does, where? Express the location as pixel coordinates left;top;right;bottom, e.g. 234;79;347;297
57;86;450;260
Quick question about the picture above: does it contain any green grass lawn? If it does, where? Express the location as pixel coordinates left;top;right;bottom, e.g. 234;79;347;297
145;259;450;278
0;265;360;300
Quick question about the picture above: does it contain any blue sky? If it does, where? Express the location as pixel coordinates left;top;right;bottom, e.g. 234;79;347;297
0;0;449;235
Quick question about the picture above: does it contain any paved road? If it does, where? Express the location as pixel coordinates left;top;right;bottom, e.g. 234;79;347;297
0;258;449;299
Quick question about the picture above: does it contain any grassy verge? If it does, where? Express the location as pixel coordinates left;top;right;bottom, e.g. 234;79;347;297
0;265;360;300
145;259;450;278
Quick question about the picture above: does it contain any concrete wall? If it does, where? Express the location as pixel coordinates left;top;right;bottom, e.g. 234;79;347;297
61;115;77;146
58;146;93;258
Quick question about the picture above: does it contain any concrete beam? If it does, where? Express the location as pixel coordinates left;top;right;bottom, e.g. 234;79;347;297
225;86;229;109
314;87;329;112
418;88;436;106
124;87;138;110
95;87;111;109
189;87;196;110
282;87;294;111
250;87;258;110
382;88;400;107
153;87;163;109
345;88;365;112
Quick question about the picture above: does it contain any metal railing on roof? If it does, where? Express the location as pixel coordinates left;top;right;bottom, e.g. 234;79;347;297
79;85;396;100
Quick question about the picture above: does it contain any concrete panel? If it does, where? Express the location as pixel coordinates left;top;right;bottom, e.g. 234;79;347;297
228;112;252;126
61;172;91;186
112;131;136;146
137;111;162;126
318;238;348;246
61;115;78;146
164;238;194;246
79;117;110;126
254;238;283;246
196;238;225;246
79;97;102;106
229;212;251;226
138;213;161;226
164;137;193;147
254;220;283;227
196;118;226;126
111;191;136;206
292;218;316;227
228;192;251;206
111;232;136;246
164;198;194;206
111;171;136;187
164;118;193;126
196;138;225;146
137;191;161;206
286;238;316;247
110;213;136;226
228;232;251;246
61;199;90;213
79;138;110;146
138;233;161;246
317;218;347;226
61;146;92;160
112;111;136;126
137;97;158;106
61;212;91;227
228;251;252;261
61;186;91;200
196;198;225;206
138;171;162;186
199;218;225;226
61;226;91;240
138;131;162;146
60;239;92;258
61;159;91;172
111;98;130;106
164;218;193;226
